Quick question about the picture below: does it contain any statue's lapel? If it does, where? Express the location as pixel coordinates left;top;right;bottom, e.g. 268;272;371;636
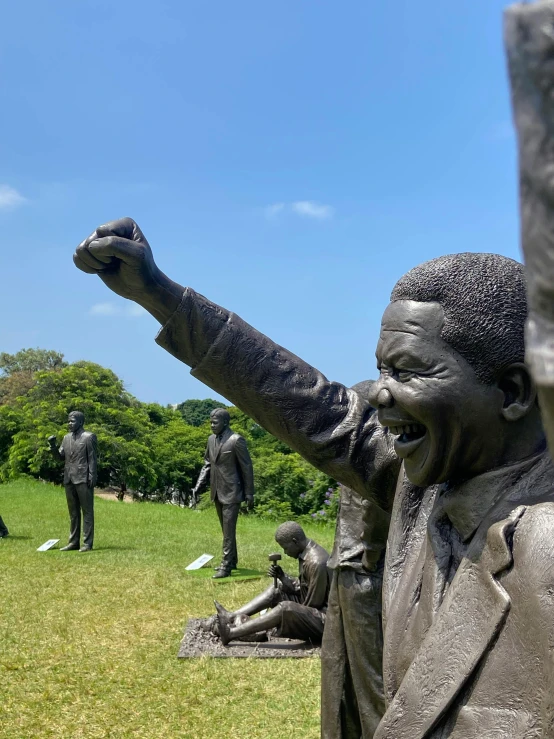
209;434;220;463
375;507;525;739
213;428;231;462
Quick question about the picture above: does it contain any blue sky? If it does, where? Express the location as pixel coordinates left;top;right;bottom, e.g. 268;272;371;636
1;0;519;405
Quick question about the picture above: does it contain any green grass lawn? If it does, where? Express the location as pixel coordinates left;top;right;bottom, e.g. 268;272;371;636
0;479;334;739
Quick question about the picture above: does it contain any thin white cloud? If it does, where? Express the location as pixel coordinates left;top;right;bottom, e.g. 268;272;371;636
0;185;27;210
89;302;146;318
264;200;335;221
291;200;335;219
264;202;286;219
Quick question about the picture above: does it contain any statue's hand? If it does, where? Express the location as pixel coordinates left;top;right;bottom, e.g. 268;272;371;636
47;435;57;446
268;564;284;579
74;218;161;304
246;495;254;511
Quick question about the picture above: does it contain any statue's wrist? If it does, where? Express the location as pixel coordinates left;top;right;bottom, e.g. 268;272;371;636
140;270;184;325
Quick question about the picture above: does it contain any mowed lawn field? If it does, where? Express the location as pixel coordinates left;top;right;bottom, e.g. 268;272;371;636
0;480;334;739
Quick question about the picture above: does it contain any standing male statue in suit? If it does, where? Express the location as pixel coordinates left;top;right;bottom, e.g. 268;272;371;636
191;408;254;579
48;411;98;552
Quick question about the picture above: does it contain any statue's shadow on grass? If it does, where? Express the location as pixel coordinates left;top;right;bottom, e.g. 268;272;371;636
185;567;265;584
1;535;32;541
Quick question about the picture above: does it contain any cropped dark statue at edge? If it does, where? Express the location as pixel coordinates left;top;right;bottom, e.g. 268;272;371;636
321;380;399;739
190;407;254;579
506;0;554;463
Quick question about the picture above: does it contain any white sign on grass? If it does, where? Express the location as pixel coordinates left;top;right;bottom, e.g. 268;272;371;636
185;553;214;571
37;539;60;552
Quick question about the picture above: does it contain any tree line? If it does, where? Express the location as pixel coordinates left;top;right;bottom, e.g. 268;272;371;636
0;349;338;522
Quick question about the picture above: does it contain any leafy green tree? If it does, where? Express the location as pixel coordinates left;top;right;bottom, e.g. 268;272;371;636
1;362;156;490
0;372;36;406
0;350;338;521
0;348;67;376
143;402;177;427
0;348;67;406
148;417;207;500
0;405;23;468
253;451;336;516
177;398;226;427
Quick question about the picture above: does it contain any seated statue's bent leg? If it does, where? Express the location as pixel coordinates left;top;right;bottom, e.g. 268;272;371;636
218;604;284;645
274;601;325;644
231;584;281;618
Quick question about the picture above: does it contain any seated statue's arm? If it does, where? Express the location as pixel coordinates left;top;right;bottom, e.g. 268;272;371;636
280;572;301;596
74;218;395;502
192;445;211;495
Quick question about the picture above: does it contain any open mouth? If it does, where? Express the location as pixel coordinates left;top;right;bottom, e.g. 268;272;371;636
389;424;426;443
388;424;427;458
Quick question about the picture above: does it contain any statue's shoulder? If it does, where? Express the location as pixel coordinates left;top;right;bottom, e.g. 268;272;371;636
511;502;554;580
308;539;331;564
516;501;554;538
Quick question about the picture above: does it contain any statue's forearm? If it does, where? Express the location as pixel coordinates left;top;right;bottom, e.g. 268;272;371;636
155;287;379;494
136;269;185;326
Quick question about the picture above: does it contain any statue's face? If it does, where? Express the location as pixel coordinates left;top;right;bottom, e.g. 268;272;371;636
279;537;304;559
370;300;503;487
68;414;83;432
210;414;227;435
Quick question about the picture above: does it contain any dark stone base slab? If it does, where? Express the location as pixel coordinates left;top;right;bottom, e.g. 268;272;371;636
178;618;321;659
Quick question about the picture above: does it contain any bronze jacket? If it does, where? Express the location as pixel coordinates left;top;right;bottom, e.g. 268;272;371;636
154;287;554;737
194;427;254;505
58;429;98;487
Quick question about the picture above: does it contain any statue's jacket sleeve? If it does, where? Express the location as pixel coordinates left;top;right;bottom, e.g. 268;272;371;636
155;288;398;517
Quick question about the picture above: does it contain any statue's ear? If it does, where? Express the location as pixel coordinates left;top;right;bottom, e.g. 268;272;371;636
497;363;537;421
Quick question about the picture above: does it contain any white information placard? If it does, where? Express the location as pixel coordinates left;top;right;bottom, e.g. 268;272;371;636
37;539;60;552
185;553;214;571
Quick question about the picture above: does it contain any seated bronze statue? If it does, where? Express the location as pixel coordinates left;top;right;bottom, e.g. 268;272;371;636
211;521;330;646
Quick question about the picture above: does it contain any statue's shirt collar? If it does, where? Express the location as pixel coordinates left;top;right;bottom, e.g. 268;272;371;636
438;451;546;541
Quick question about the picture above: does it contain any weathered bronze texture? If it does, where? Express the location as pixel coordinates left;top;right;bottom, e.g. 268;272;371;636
506;0;554;460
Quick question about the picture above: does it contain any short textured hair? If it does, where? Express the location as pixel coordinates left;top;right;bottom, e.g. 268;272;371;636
275;521;306;545
210;408;230;424
390;253;527;383
69;410;85;424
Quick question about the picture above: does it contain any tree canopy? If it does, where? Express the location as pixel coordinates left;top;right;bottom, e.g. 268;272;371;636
0;349;337;521
0;348;67;406
176;398;226;427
